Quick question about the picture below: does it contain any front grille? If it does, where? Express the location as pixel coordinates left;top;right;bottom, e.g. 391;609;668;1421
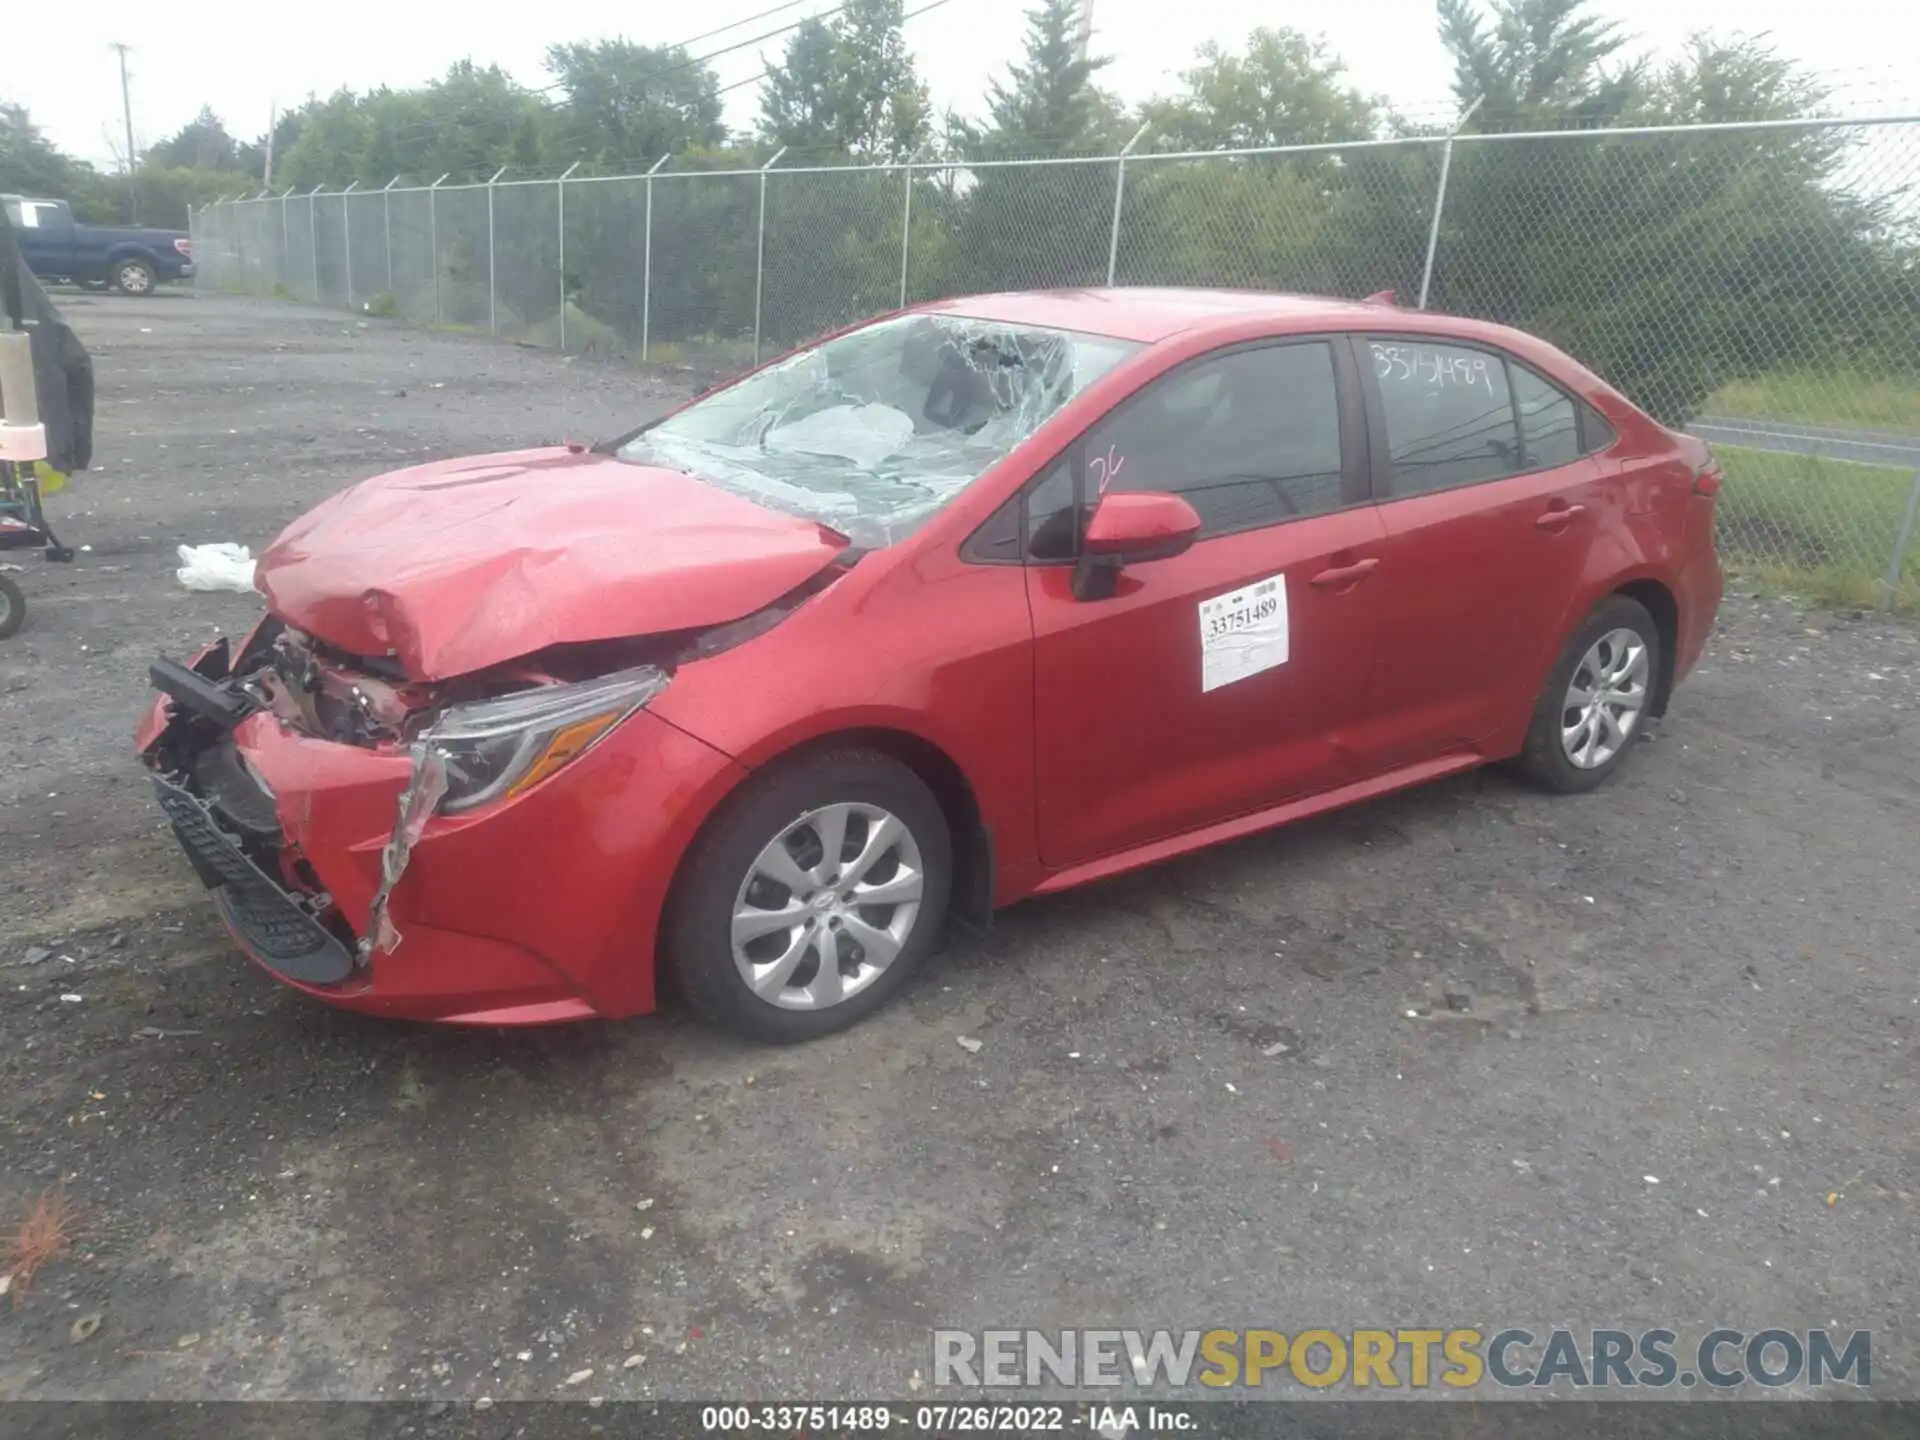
152;776;355;985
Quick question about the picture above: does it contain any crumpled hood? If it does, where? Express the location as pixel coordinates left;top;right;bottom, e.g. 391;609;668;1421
256;447;846;680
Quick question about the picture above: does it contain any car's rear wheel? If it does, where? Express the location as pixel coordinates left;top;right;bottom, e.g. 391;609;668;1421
1512;594;1660;794
665;748;952;1043
113;258;156;295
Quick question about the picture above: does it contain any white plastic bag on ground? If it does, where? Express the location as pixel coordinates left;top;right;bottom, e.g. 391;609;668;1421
176;542;257;592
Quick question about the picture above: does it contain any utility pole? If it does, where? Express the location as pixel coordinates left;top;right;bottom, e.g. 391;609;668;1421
1075;0;1093;64
263;103;277;188
110;42;138;222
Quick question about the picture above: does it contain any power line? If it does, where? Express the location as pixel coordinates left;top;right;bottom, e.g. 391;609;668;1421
671;0;826;56
531;0;857;97
711;0;957;99
285;0;958;174
363;0;858;150
507;0;959;174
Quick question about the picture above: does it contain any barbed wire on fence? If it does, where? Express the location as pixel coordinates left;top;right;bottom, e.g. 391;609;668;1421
192;113;1920;612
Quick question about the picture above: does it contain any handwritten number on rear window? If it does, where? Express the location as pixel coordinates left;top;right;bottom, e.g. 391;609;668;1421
1371;342;1496;396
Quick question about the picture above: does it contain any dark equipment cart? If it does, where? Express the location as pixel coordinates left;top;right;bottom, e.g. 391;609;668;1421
0;197;93;638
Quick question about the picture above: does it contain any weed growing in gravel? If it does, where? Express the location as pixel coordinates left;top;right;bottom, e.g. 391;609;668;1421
5;1187;78;1305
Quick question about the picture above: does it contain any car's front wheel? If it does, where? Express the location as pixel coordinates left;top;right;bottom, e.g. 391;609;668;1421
113;258;156;295
666;748;952;1043
1513;594;1661;794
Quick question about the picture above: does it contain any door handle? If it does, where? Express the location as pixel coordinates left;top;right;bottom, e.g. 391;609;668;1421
1536;503;1587;532
1309;557;1380;589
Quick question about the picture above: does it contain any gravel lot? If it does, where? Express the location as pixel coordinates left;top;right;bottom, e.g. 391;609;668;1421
2;294;1917;1404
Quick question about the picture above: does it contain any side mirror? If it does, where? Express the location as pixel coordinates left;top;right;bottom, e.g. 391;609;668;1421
1073;491;1202;600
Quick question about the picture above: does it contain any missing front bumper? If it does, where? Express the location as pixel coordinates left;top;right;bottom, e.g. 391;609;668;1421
151;771;355;986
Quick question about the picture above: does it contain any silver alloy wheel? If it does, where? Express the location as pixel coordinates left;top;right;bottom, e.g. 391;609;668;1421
730;802;925;1011
118;262;153;294
1561;626;1650;769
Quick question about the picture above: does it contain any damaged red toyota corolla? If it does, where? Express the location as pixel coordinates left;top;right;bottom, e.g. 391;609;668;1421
136;289;1723;1040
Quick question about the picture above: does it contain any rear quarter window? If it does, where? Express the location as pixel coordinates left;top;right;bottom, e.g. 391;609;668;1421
1511;363;1581;469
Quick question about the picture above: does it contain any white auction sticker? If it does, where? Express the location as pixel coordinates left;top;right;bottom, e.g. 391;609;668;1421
1198;573;1289;693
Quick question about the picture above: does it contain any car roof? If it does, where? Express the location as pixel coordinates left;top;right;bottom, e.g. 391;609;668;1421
914;287;1427;343
911;285;1620;405
916;284;1565;349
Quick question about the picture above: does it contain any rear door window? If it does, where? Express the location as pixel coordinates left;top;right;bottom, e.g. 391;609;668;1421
1367;339;1523;496
1366;338;1612;496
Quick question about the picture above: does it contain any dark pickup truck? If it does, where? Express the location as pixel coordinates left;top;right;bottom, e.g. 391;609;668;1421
1;195;193;295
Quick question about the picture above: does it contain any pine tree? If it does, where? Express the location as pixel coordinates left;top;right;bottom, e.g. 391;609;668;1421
975;0;1114;158
1435;0;1637;129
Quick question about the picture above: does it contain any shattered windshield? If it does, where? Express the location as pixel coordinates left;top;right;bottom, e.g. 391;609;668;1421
618;313;1140;548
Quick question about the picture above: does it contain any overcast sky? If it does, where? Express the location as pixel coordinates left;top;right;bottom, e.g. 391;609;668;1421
12;0;1917;169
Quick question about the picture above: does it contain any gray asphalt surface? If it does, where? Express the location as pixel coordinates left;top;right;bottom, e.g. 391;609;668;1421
2;294;1918;1406
1690;418;1920;469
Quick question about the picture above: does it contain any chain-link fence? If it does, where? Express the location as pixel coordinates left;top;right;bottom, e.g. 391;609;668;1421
191;115;1920;610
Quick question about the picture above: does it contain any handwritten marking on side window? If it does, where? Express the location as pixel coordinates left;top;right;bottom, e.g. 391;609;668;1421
1371;343;1496;396
1089;444;1127;495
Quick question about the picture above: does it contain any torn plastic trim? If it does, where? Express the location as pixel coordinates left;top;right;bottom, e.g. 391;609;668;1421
361;665;669;958
363;743;448;958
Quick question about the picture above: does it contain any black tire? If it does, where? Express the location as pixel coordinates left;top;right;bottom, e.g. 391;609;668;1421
113;258;156;295
1511;594;1661;794
665;748;952;1043
0;573;24;640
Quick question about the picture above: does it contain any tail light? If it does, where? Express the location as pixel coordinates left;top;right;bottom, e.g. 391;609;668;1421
174;238;193;257
1692;459;1721;497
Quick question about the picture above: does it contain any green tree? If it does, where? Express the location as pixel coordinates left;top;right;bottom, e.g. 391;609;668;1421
1436;0;1638;129
130;166;249;229
274;64;551;189
1428;7;1890;422
760;19;840;156
401;61;549;181
968;0;1116;158
759;0;929;161
0;101;115;216
547;40;725;172
275;91;373;189
1634;33;1827;125
1118;26;1405;297
236;109;307;183
1113;145;1437;297
916;0;1127;296
1140;29;1380;151
146;106;243;171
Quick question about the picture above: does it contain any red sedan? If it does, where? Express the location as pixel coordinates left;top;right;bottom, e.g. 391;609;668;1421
137;289;1723;1040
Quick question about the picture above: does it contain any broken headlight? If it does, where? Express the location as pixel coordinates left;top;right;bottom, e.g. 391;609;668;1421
419;665;670;814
